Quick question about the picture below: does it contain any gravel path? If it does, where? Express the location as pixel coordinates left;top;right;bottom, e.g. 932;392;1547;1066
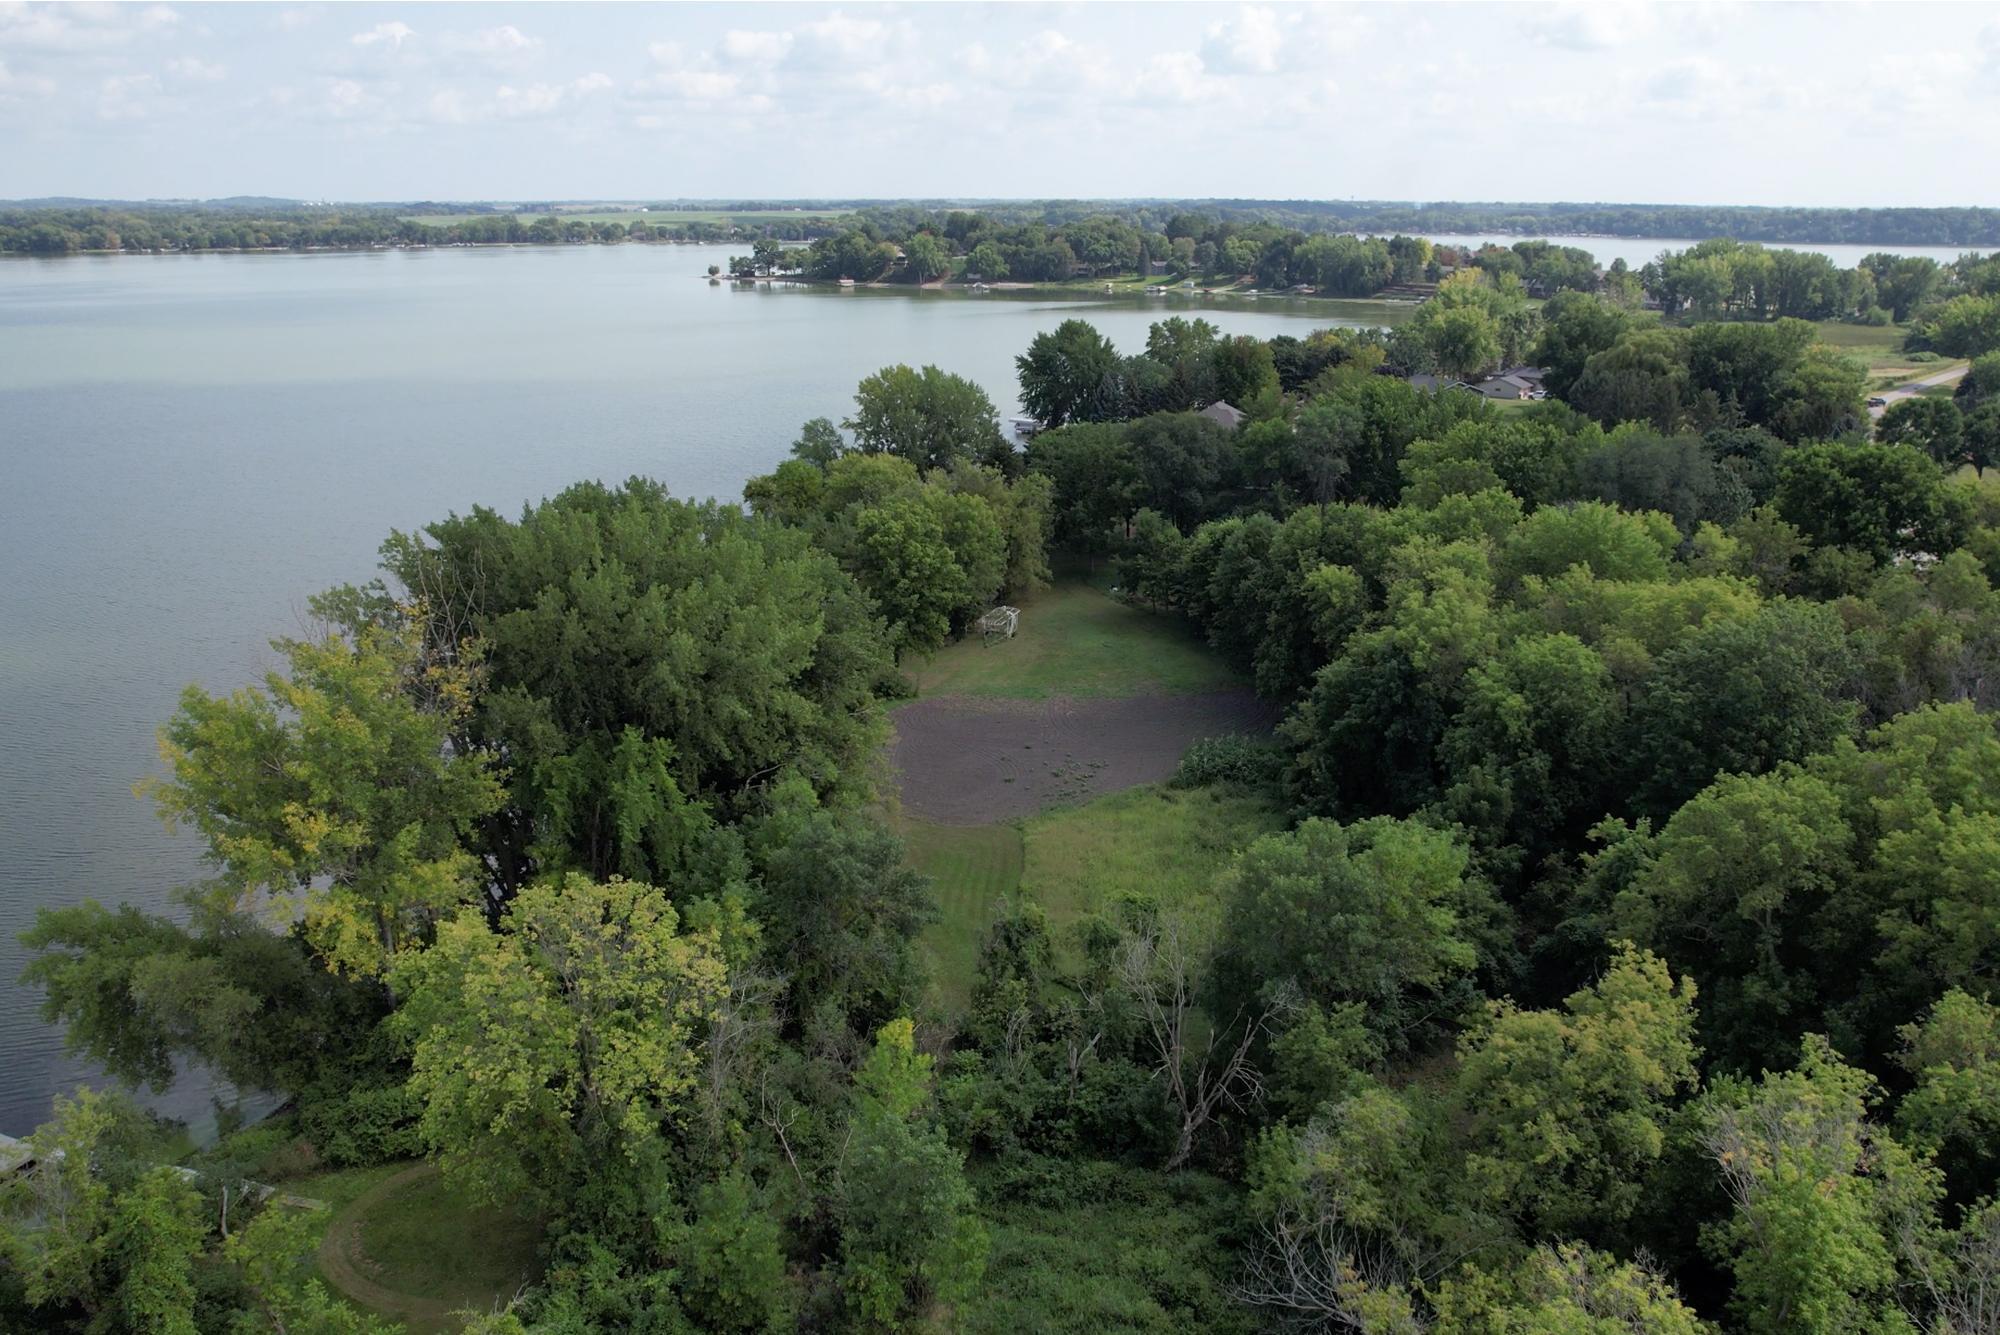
889;690;1281;825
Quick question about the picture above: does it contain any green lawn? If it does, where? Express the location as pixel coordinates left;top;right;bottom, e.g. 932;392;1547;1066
913;578;1242;700
355;1170;542;1315
1810;318;1967;389
1022;786;1283;941
903;821;1025;1009
904;784;1281;1008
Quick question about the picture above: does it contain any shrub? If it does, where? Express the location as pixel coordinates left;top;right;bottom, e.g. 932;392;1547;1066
299;1082;422;1166
1172;733;1284;789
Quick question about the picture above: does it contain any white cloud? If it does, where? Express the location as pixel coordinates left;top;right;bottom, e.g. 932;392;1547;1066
1201;6;1284;74
97;70;160;120
721;29;793;64
1131;50;1217;105
442;24;540;68
323;76;370;116
429;72;613;124
0;2;177;52
166;56;226;82
1528;2;1656;52
0;56;56;99
350;21;414;49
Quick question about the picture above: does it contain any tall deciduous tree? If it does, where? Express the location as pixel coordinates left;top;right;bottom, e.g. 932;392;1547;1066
845;364;1006;471
144;626;502;980
393;873;728;1207
1454;944;1699;1238
1017;319;1126;428
839;1019;988;1329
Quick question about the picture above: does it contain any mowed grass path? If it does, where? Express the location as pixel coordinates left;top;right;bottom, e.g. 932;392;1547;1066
903;786;1282;1010
912;577;1241;700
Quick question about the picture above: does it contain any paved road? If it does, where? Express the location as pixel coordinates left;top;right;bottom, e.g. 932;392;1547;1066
1870;363;1970;418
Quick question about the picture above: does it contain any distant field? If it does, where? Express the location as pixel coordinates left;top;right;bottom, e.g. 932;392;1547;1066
401;208;851;228
1812;318;1966;389
913;575;1242;700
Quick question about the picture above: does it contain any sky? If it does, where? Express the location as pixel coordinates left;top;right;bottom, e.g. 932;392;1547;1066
2;1;1997;207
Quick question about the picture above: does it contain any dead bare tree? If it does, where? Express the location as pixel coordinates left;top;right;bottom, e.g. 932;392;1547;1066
700;964;783;1143
1901;1202;2000;1334
1234;1199;1431;1333
1115;915;1277;1172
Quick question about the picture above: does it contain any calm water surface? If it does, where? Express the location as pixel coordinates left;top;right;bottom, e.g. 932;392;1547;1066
0;242;1393;1134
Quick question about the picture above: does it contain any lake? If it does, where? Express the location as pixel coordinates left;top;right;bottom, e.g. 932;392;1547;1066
0;242;1398;1135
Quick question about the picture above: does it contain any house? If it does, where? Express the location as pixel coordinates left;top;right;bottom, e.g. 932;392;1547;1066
1147;259;1171;275
1471;373;1540;401
1406;373;1471;393
1199;401;1247;430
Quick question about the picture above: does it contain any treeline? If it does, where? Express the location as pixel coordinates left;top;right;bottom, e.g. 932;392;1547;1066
0;205;851;255
1164;198;2000;247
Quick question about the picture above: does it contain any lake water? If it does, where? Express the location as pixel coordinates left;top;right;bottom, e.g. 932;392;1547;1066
0;242;1398;1135
1412;233;1983;271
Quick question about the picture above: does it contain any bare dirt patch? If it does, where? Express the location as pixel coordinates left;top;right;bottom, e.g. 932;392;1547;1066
889;690;1281;825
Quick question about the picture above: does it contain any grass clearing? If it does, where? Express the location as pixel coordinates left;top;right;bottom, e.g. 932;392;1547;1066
1023;785;1283;941
903;820;1025;1009
1811;318;1967;389
905;784;1281;1007
913;578;1241;700
355;1170;542;1318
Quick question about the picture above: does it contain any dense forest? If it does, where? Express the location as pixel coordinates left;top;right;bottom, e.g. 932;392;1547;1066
13;255;2000;1331
7;197;2000;262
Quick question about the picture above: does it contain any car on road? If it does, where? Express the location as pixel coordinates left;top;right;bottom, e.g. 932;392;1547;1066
1867;396;1888;407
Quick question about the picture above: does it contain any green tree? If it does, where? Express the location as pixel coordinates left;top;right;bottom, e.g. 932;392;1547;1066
227;1205;400;1334
1897;989;2000;1191
1211;333;1281;411
1455;945;1700;1238
377;480;892;886
902;232;950;283
143;625;501;981
0;1090;204;1331
966;240;1007;280
1423;304;1504;382
1774;441;1970;565
393;873;728;1208
1570;328;1691;432
1430;1244;1708;1334
1702;1036;1936;1335
1611;767;1857;1073
747;779;932;1035
1532;291;1640;400
1017;319;1126;428
680;1172;791;1333
21;897;385;1106
106;1168;203;1335
1218;817;1492;1047
845;364;1006;472
790;415;847;466
1024;421;1139;548
1877;396;1965;466
839;1019;988;1329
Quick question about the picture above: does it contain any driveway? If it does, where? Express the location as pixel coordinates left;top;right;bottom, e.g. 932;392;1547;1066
1870;363;1969;418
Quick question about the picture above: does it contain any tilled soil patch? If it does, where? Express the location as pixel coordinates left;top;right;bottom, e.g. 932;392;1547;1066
889;690;1281;825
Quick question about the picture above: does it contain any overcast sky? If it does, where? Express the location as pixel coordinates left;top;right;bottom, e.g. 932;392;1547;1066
3;1;1996;206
